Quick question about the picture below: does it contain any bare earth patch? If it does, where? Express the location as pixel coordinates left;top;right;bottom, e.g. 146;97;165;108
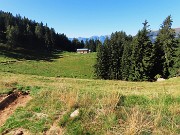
45;125;63;135
0;91;32;127
2;128;31;135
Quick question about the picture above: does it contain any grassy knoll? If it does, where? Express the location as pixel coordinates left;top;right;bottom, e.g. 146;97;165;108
0;72;180;134
0;50;96;79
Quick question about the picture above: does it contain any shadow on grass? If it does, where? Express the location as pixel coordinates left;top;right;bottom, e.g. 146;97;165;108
0;45;63;62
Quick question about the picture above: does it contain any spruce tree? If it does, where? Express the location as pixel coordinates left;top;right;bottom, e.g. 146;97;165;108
129;20;154;81
0;14;6;43
94;41;109;79
89;39;96;52
171;38;180;76
80;40;85;49
121;36;133;80
85;40;90;50
50;28;56;49
109;31;126;80
71;38;85;51
103;37;111;79
44;25;51;50
154;16;178;78
6;25;19;47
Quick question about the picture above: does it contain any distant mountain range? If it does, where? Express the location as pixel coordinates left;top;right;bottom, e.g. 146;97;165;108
149;28;180;42
69;35;110;43
69;28;180;43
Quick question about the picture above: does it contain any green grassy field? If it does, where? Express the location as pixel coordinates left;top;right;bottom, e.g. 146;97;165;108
0;50;180;134
0;72;180;134
0;51;96;79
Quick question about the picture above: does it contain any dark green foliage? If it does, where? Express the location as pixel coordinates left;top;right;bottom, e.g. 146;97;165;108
95;29;154;81
95;17;179;81
84;39;101;52
6;25;19;47
89;39;96;52
71;38;85;51
154;15;178;78
94;41;109;79
129;20;154;81
55;33;72;51
95;31;130;80
0;10;80;52
109;32;126;80
121;36;132;80
170;39;180;76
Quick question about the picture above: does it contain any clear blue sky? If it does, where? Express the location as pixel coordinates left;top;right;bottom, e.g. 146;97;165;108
0;0;180;38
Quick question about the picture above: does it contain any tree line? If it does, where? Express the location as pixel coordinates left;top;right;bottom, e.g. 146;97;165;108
95;16;180;81
0;11;179;81
71;38;101;52
0;10;100;52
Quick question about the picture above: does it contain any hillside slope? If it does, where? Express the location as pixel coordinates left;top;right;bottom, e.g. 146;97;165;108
0;72;180;134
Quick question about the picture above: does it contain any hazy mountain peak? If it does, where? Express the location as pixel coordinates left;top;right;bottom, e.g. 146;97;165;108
69;28;180;43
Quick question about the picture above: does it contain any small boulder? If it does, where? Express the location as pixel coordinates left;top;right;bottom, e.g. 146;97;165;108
70;109;79;118
157;78;165;82
14;130;23;135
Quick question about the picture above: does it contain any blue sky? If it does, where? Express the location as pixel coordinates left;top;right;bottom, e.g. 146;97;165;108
0;0;180;38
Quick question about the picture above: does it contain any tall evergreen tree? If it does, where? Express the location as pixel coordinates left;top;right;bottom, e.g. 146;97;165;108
71;38;85;51
50;28;56;49
94;41;109;79
6;25;19;47
170;38;180;76
0;14;6;43
109;31;127;80
85;39;90;49
154;16;178;78
94;39;101;52
44;25;51;50
35;23;45;49
80;40;85;49
129;20;154;81
121;36;133;80
89;39;96;52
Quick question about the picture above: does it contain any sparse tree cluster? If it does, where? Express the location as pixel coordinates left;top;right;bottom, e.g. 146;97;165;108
95;16;180;81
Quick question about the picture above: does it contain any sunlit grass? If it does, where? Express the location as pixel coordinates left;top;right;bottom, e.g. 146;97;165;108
0;50;179;134
0;72;179;134
0;52;96;79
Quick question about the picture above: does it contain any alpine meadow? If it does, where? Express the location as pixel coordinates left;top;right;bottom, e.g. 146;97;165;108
0;1;180;135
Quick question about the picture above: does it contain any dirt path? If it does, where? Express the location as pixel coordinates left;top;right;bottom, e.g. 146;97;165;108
0;92;32;127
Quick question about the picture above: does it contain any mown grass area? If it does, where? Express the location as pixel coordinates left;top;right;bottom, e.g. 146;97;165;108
0;49;96;79
0;72;180;134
